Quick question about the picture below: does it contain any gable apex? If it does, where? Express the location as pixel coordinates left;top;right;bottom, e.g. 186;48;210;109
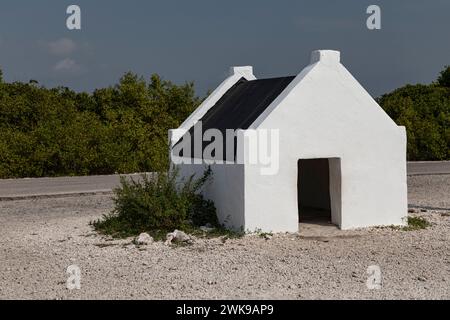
229;66;255;79
310;50;341;65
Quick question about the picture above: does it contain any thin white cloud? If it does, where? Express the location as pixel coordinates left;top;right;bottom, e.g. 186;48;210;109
48;38;77;56
53;58;83;73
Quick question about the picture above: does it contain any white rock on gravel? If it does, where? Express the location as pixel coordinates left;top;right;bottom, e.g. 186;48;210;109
264;234;273;240
165;230;192;245
135;233;153;245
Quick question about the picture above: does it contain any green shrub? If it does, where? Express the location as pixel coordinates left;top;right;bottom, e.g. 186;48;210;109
403;216;431;231
92;167;218;238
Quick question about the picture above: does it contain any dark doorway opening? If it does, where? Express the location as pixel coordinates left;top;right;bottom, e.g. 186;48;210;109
297;158;332;223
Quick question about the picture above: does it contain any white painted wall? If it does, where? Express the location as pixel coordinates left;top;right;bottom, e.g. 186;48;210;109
174;162;246;231
245;50;407;231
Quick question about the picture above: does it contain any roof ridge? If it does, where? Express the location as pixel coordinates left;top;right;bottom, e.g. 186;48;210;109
249;75;295;82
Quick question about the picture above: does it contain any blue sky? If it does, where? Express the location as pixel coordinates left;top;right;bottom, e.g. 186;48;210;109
0;0;449;97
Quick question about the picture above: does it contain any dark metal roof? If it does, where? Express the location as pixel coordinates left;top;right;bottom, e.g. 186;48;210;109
174;76;295;160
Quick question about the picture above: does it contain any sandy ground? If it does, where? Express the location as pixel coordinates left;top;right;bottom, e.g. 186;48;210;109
0;175;449;300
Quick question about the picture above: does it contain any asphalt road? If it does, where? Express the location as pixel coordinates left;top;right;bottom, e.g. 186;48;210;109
0;162;448;200
407;161;450;176
0;174;144;200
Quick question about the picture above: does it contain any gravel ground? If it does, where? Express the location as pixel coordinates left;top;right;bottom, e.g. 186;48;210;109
0;176;449;300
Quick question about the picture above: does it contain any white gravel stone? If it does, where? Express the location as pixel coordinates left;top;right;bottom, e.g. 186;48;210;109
166;230;192;245
264;234;273;240
135;233;153;245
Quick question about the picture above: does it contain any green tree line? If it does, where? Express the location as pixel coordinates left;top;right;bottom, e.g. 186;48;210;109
0;66;449;178
0;72;200;178
378;66;450;160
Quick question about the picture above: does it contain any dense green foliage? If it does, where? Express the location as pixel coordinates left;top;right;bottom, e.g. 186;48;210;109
1;65;449;178
92;168;218;238
438;65;450;88
378;66;450;160
0;72;200;178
